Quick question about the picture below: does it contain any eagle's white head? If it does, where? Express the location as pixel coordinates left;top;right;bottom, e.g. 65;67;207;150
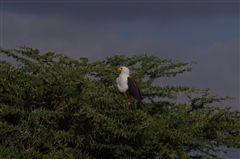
118;66;130;76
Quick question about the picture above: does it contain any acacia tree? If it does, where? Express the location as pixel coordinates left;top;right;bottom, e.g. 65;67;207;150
0;46;239;159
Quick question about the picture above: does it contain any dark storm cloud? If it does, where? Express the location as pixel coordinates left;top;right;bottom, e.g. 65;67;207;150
1;11;116;59
3;0;239;22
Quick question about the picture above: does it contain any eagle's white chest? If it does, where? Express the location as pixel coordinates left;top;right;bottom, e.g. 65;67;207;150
116;74;128;92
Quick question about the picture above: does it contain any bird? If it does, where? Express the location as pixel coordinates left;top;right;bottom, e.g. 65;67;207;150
116;66;143;109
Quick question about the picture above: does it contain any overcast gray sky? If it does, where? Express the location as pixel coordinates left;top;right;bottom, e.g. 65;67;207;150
1;0;239;157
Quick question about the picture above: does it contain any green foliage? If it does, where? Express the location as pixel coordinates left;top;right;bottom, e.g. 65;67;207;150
0;46;240;159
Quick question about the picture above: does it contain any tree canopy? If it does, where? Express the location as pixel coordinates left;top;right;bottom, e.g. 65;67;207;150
0;46;239;159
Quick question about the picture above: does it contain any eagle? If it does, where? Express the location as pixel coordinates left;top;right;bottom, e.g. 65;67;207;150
116;66;143;109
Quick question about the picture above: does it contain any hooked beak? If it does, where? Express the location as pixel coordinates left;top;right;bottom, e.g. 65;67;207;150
118;67;122;71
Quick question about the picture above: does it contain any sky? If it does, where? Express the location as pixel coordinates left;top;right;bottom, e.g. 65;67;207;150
0;0;239;158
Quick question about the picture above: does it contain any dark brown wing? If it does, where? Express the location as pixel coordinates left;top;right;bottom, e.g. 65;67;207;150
127;77;142;109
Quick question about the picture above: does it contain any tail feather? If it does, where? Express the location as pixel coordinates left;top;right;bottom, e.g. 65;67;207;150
136;100;142;110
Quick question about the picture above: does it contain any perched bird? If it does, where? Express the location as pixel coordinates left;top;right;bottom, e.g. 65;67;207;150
116;66;143;109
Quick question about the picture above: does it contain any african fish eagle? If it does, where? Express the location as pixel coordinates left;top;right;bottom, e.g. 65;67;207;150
116;66;143;109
